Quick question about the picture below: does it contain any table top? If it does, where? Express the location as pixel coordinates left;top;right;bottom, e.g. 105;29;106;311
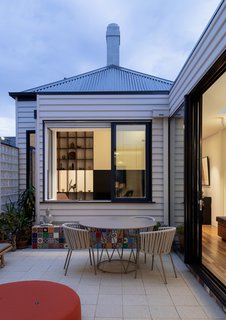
79;216;155;230
0;280;81;320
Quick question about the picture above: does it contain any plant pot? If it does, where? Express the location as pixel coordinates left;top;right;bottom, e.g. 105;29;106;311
16;239;29;249
178;234;184;251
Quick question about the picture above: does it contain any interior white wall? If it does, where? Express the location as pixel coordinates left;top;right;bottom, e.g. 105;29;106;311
202;129;226;226
94;129;111;170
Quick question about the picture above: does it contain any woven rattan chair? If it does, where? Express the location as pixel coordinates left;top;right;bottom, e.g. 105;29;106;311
139;226;177;283
62;223;96;276
133;216;156;264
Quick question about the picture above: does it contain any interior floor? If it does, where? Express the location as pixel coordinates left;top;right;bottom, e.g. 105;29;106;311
202;225;226;286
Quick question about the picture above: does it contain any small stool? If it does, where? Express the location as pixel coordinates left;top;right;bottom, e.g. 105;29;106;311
0;280;81;320
0;242;12;267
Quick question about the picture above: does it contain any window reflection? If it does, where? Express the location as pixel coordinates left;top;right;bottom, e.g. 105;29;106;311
115;125;146;198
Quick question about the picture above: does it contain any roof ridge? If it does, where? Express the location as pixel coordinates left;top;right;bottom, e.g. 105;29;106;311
24;65;173;92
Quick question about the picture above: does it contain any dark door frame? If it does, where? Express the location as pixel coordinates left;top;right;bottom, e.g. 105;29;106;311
184;51;226;305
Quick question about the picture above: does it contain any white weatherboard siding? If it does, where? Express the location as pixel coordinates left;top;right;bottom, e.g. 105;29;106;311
170;118;184;226
37;94;170;119
169;1;225;115
16;99;37;190
36;94;168;223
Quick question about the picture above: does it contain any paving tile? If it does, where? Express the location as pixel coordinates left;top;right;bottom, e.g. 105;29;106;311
147;294;174;306
167;285;193;295
77;284;100;295
122;285;145;294
81;305;96;318
123;305;151;318
79;293;98;305
96;304;123;318
201;303;226;318
170;294;199;306
123;294;148;305
98;294;122;305
176;306;208;319
145;285;168;295
99;285;122;294
149;305;180;318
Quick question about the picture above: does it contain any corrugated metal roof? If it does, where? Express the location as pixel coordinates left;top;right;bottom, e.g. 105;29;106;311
25;65;173;93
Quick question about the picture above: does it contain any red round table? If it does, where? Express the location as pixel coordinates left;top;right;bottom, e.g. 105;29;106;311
0;280;81;320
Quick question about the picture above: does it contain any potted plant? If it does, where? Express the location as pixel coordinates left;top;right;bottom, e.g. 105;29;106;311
16;213;32;249
0;213;8;242
176;224;184;251
16;187;35;248
0;187;35;250
0;201;20;250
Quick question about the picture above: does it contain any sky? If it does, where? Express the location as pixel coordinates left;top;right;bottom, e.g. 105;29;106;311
0;0;222;136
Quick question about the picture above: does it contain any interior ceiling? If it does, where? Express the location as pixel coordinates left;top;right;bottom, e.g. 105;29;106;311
202;72;226;139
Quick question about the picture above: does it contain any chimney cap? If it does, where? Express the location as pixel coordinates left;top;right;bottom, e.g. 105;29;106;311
106;23;120;37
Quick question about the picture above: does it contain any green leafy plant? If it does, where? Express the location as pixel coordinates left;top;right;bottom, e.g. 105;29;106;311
0;201;20;249
0;187;35;249
17;186;35;221
153;222;162;231
153;222;169;231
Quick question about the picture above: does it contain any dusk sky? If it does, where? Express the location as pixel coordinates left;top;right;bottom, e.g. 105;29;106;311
0;0;221;136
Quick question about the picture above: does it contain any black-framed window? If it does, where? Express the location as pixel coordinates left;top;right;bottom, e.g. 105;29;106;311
46;122;151;202
26;130;36;188
112;122;151;202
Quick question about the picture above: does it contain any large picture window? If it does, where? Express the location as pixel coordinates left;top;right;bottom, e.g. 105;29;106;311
46;122;151;202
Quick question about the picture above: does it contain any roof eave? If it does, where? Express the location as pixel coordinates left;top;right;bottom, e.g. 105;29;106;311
9;90;170;100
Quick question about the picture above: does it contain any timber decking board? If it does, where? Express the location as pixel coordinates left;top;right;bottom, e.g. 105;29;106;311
202;225;226;286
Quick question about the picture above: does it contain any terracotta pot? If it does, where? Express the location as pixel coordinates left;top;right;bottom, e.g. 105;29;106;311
16;239;29;249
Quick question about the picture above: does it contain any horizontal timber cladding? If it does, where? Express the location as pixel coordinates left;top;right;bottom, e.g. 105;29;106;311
39;202;165;224
38;94;170;120
36;94;167;223
170;119;184;226
16;100;37;191
169;2;225;115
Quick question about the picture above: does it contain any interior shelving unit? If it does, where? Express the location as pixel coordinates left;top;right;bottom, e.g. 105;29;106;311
57;131;93;200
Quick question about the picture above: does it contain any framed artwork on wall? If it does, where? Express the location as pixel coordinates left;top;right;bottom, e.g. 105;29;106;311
202;156;210;186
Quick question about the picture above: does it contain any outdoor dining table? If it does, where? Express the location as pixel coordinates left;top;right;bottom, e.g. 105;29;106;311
79;216;156;276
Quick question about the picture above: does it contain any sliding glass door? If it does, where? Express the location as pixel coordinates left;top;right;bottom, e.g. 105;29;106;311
201;72;226;287
183;54;226;305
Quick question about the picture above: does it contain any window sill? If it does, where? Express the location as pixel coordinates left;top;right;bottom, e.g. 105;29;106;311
41;200;156;204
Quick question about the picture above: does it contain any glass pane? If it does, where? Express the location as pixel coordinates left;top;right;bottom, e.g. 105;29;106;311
115;124;146;198
201;72;226;286
55;128;111;201
27;132;35;189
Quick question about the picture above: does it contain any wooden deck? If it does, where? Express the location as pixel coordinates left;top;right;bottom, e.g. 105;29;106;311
202;225;226;286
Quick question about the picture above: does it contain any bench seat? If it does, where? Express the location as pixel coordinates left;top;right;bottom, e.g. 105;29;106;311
0;243;13;267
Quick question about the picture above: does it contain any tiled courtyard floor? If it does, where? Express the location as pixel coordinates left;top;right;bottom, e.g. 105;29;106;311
0;249;225;320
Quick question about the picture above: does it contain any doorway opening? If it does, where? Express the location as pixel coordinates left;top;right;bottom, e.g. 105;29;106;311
201;72;226;286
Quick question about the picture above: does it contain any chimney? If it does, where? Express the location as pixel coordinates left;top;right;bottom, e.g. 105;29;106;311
106;23;120;66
